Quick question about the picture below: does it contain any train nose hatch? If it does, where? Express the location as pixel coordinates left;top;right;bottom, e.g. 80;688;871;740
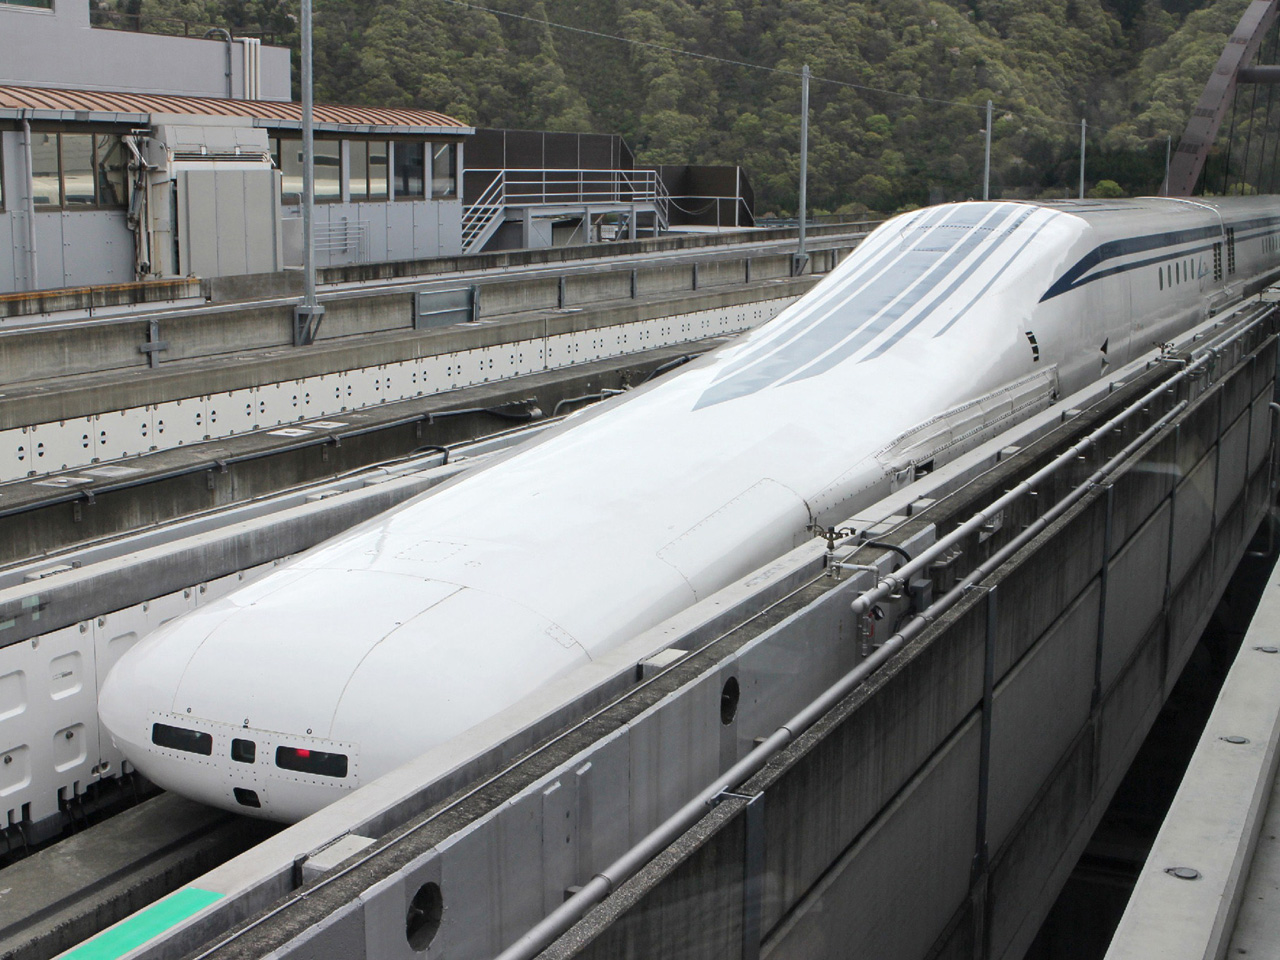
234;788;262;808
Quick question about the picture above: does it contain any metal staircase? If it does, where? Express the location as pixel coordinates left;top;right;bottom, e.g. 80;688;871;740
460;171;508;255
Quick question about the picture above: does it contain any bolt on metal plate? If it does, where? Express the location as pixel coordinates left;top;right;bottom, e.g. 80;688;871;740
1221;735;1250;744
1254;646;1279;654
1166;867;1201;880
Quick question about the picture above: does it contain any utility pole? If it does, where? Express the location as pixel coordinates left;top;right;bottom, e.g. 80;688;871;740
1162;135;1172;196
294;0;324;345
1079;117;1087;200
794;63;810;277
983;99;993;201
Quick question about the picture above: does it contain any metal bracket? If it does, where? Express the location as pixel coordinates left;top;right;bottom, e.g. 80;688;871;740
791;253;810;277
814;525;856;576
708;788;755;808
293;304;326;346
138;318;169;369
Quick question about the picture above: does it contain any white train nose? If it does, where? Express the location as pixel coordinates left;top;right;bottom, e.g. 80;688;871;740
99;567;477;820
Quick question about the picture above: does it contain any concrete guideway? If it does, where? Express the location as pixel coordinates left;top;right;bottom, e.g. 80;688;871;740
0;220;870;324
0;291;798;483
40;298;1277;960
529;307;1280;960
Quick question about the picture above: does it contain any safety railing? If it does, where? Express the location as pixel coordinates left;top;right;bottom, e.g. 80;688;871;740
314;219;368;261
460;168;672;255
665;193;756;229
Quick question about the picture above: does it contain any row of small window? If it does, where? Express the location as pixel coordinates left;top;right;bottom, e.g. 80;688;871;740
0;0;52;8
152;721;349;778
1157;258;1198;291
30;131;129;209
1264;234;1280;254
270;138;458;204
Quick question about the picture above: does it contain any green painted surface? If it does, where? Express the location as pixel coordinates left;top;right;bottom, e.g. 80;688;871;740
64;887;223;960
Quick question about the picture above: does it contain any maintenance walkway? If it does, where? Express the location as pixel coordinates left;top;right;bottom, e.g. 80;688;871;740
1105;526;1280;960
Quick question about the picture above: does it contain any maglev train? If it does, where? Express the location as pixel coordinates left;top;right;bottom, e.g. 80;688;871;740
99;197;1280;822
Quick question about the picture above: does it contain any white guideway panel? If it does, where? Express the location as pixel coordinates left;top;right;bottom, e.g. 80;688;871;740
99;197;1280;821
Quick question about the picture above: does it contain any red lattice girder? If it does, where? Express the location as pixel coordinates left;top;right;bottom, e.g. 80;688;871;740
1168;0;1280;197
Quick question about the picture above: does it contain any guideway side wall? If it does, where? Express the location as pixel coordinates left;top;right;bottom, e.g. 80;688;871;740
543;332;1279;960
0;243;849;484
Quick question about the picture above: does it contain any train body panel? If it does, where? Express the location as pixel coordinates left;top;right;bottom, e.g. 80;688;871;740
99;197;1280;821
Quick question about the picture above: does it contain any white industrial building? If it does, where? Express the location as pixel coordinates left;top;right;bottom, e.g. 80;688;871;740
0;84;471;293
0;0;472;294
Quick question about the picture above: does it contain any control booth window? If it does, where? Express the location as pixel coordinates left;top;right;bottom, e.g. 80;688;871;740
96;135;128;206
31;131;61;206
274;137;302;203
62;133;96;205
432;143;457;199
394;141;426;199
0;0;53;8
314;140;341;201
31;132;128;209
272;137;341;203
348;140;389;201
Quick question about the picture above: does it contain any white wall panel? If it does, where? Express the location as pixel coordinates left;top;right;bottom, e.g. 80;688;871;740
0;622;97;824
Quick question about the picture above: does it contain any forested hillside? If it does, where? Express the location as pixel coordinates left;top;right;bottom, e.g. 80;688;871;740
97;0;1266;214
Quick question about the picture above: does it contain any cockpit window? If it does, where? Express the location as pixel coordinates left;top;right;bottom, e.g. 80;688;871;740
275;745;348;778
152;723;212;755
231;739;256;763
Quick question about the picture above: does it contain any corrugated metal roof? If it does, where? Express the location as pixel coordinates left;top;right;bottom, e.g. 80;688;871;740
0;85;470;132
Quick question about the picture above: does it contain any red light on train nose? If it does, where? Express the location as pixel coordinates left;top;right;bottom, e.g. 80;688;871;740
275;745;348;777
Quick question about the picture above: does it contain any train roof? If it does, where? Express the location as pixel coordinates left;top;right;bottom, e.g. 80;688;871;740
1023;195;1280;233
